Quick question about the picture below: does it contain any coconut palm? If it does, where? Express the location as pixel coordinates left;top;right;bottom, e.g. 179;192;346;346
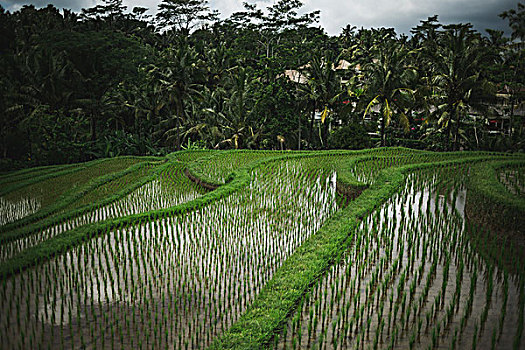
299;49;344;147
152;41;202;150
362;37;417;146
429;24;495;150
220;66;260;149
183;86;227;148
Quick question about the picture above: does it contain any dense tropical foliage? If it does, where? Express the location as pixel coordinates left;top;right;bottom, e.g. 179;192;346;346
0;0;523;168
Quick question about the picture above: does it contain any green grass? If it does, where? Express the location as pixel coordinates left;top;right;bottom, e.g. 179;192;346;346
59;163;159;212
0;148;523;350
2;157;143;209
0;163;75;187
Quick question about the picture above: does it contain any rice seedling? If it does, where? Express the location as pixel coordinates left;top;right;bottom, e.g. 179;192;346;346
0;156;341;349
191;151;279;185
1;149;523;349
1;158;143;220
59;163;159;213
0;196;41;227
0;162;205;262
0;164;74;188
498;165;525;196
275;163;525;350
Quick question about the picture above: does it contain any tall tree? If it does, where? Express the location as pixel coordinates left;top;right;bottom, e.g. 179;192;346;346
156;0;218;36
362;37;416;146
430;24;495;150
81;0;126;28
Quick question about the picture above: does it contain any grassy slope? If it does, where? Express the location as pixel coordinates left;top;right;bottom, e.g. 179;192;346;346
3;158;142;208
0;149;523;350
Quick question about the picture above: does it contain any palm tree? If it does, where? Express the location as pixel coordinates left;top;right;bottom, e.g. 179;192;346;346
362;37;416;146
299;49;344;148
429;24;495;150
220;66;259;149
183;86;227;148
10;48;84;159
115;76;164;145
152;41;202;150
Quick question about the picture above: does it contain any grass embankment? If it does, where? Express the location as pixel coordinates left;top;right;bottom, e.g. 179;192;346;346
0;148;522;349
0;158;107;198
0;156;163;233
0;149;377;278
0;151;216;247
466;159;525;235
1;156;148;206
464;159;525;274
210;153;518;349
0;163;79;187
0;151;249;279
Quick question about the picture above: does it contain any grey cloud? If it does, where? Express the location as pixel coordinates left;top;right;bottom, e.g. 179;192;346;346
306;0;516;35
1;0;96;12
122;0;158;13
1;0;517;36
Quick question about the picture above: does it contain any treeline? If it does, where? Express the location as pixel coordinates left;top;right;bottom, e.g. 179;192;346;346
0;0;523;167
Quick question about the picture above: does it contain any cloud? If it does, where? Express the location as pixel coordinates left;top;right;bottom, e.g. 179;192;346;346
1;0;516;36
1;0;96;12
120;0;158;12
209;0;515;35
300;0;516;35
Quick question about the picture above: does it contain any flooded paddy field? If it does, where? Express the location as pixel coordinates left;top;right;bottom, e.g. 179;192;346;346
0;196;41;227
0;158;143;227
275;165;525;350
191;151;277;184
0;158;340;349
0;163;206;262
0;150;523;350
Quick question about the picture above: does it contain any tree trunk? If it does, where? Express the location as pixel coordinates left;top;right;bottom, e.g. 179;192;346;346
298;113;302;150
321;117;330;149
445;105;454;151
310;103;316;147
175;97;184;151
90;112;97;142
454;112;461;151
175;114;181;151
380;105;386;147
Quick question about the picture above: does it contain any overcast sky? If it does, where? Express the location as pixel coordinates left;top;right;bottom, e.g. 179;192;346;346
0;0;518;36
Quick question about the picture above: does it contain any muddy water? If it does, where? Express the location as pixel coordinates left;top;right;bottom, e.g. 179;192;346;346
276;167;525;350
0;160;340;349
0;167;204;262
0;196;41;227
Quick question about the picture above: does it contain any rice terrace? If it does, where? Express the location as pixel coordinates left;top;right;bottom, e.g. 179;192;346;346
0;149;523;349
1;0;525;349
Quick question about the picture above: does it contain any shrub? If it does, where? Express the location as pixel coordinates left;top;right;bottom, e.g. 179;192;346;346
328;123;371;150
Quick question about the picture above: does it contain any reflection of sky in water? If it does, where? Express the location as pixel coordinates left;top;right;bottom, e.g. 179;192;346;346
0;176;203;262
277;171;524;350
